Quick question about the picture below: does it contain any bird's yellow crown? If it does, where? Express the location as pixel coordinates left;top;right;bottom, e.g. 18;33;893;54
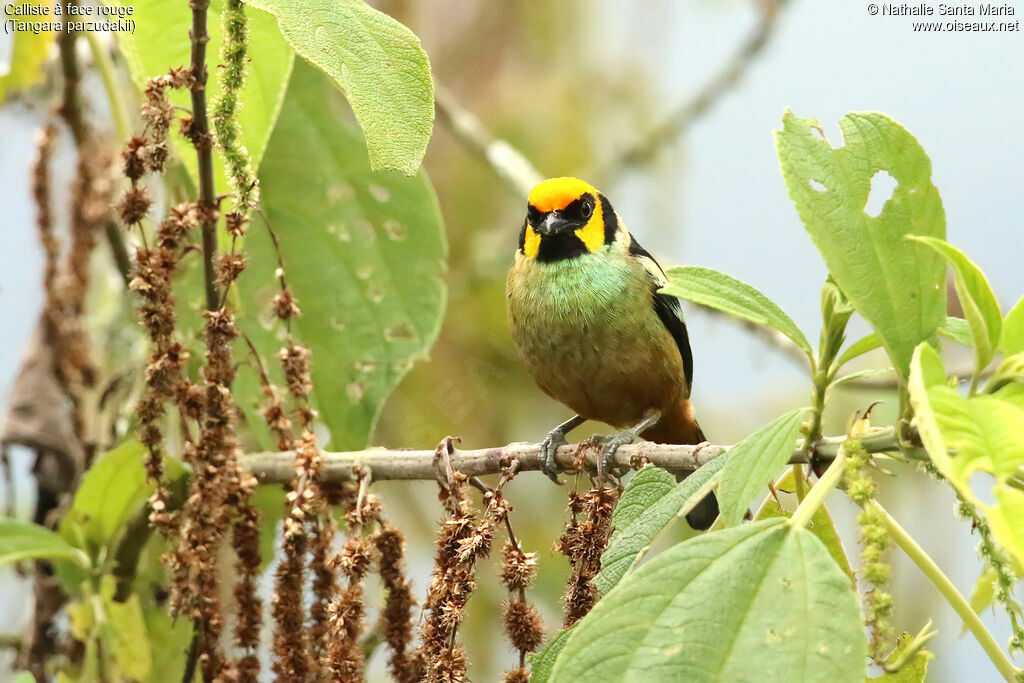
528;177;599;212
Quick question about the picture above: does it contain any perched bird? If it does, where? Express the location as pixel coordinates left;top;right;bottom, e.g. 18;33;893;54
506;176;717;529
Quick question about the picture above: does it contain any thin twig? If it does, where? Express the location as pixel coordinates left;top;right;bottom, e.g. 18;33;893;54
188;0;220;311
244;426;910;485
435;87;543;198
595;0;790;181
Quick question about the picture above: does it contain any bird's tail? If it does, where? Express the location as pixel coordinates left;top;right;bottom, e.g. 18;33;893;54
641;397;719;531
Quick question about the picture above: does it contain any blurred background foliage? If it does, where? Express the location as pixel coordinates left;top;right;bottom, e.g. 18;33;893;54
2;0;1022;680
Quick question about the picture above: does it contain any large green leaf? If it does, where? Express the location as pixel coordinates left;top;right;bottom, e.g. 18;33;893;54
717;408;807;527
116;0;294;181
909;343;1024;565
594;457;725;596
244;0;434;175
237;61;446;449
662;266;812;361
528;626;576;683
1000;296;1024;356
775;111;946;380
0;518;90;567
0;3;55;101
550;520;866;682
754;471;854;584
908;237;1001;380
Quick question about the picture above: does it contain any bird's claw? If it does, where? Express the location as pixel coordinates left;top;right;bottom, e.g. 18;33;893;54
594;430;637;481
539;429;568;484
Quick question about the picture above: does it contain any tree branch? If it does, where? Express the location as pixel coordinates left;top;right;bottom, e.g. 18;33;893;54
435;87;543;198
596;0;790;181
244;426;912;485
188;0;220;311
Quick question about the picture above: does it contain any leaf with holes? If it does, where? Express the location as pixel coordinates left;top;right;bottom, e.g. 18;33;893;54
594;457;725;596
909;343;1024;565
909;237;1001;381
775;111;946;380
661;266;812;361
244;0;434;175
236;61;446;450
117;0;294;184
717;408;808;528
550;520;866;682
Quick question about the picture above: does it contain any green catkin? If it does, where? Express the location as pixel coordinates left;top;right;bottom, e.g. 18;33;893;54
211;0;258;209
843;438;894;662
921;461;1024;655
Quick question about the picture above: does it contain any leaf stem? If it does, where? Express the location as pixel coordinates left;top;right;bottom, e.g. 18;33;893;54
789;445;847;530
872;501;1022;682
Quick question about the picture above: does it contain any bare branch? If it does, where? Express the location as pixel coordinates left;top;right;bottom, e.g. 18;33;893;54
435;87;543;198
596;0;790;181
244;426;913;485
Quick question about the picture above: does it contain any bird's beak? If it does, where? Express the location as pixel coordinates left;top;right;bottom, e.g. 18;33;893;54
536;212;573;236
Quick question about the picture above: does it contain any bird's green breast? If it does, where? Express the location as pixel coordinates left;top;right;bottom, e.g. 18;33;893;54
506;248;684;427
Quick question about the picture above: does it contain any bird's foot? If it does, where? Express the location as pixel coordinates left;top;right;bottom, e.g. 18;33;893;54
591;431;636;481
539;428;569;484
593;411;662;481
538;414;586;484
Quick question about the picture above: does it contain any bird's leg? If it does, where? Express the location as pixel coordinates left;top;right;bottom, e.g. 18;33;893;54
539;414;586;483
593;410;662;480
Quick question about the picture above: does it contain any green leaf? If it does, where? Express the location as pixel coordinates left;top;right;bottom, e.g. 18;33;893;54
144;607;194;683
717;408;808;527
0;5;56;101
610;465;676;535
871;634;933;682
594;457;725;596
908;236;1001;380
116;0;294;182
528;626;575;683
754;472;855;584
0;518;90;567
831;367;896;389
550;520;866;682
237;61;447;449
940;316;973;347
835;333;884;369
98;577;152;681
909;343;1024;566
984;353;1024;394
661;265;812;360
1000;296;1024;356
775;111;946;380
250;484;284;572
244;0;434;175
59;441;178;550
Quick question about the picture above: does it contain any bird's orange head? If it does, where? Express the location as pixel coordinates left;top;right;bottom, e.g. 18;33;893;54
520;177;617;262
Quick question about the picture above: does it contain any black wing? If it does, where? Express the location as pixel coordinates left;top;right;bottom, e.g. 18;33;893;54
629;234;694;391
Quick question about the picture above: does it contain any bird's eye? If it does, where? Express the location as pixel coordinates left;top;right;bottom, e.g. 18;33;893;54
580;199;593;220
527;205;542;225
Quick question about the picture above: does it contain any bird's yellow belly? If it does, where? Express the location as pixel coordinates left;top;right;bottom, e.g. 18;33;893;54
507;256;684;428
